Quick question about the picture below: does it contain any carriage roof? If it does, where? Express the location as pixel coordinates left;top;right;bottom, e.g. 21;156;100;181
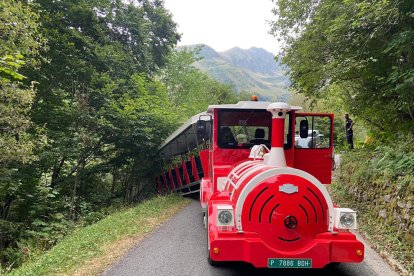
207;101;271;112
207;101;302;112
158;111;210;158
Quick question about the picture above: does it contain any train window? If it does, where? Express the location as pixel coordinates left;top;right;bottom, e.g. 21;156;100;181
218;109;272;149
294;116;331;149
217;110;292;149
284;112;292;150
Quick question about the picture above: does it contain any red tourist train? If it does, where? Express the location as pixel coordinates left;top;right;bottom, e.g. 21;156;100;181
157;100;364;269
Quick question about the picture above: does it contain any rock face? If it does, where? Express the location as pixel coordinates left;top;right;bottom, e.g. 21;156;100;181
337;158;414;275
181;44;290;102
338;152;414;249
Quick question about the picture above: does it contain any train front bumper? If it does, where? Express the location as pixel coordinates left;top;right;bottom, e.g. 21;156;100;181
209;231;364;268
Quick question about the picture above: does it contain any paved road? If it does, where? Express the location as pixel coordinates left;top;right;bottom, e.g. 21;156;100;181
103;199;398;276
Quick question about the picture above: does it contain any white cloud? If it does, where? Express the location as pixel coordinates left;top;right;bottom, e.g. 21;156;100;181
163;0;280;54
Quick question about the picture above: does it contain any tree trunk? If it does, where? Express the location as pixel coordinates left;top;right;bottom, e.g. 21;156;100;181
51;157;65;188
1;194;14;220
111;169;117;197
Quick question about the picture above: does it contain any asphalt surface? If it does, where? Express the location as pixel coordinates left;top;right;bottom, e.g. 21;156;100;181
103;199;398;276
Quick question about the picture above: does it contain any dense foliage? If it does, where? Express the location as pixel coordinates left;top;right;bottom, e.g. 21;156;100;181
0;0;236;270
159;47;237;117
333;135;414;272
270;0;414;135
0;0;47;266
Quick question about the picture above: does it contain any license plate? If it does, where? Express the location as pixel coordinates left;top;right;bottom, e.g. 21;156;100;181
268;258;312;268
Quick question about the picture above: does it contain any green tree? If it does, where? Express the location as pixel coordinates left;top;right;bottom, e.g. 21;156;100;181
23;0;180;203
0;0;47;262
158;47;237;119
0;0;45;163
1;0;180;268
270;0;414;135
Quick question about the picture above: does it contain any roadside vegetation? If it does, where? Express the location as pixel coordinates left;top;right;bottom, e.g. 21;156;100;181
331;138;414;273
6;195;190;275
0;0;236;271
271;0;413;135
271;0;413;273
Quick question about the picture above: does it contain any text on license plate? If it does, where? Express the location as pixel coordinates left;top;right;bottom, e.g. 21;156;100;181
268;258;312;268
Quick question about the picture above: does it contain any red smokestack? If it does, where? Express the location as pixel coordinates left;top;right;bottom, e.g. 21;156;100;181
266;103;291;167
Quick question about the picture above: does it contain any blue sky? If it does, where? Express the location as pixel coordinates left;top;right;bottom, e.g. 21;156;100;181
163;0;280;54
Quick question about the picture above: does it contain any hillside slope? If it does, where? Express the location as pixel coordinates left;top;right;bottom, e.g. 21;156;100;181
185;44;290;101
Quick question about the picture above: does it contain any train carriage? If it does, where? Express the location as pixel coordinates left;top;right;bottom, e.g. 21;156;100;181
157;100;364;269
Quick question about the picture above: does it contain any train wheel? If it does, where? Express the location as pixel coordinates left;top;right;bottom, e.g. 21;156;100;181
208;253;218;266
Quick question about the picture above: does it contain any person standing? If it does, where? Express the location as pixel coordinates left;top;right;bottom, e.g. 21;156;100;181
345;113;354;149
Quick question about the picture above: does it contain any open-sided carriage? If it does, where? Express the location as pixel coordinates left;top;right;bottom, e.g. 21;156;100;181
157;112;212;195
157;100;364;269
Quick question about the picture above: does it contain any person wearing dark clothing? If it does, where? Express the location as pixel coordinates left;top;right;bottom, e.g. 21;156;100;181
345;114;354;149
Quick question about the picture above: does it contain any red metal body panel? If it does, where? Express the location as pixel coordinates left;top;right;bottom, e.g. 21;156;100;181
213;148;251;166
165;169;175;191
168;169;175;190
174;166;182;187
226;165;272;199
162;173;169;192
271;117;285;147
240;175;329;251
208;195;362;265
294;148;332;184
208;230;364;268
200;178;213;208
199;149;211;178
293;113;334;184
190;155;199;181
284;148;294;167
182;159;190;185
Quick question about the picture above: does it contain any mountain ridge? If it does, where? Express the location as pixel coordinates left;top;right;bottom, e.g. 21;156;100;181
182;44;290;101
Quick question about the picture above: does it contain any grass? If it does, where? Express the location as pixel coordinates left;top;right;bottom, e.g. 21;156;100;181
8;194;191;276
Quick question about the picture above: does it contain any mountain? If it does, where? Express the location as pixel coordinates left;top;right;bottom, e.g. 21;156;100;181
184;44;290;101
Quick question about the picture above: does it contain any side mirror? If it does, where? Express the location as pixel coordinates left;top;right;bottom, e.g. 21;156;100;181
300;120;308;138
196;120;207;139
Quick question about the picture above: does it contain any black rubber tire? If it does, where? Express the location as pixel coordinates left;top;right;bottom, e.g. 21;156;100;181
208;253;219;266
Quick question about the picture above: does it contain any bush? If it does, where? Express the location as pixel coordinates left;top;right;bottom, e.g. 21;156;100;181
333;134;414;273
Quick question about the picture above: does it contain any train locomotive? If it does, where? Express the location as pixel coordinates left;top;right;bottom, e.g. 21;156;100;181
157;100;364;269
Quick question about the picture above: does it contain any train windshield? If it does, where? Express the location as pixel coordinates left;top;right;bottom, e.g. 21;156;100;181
217;109;291;149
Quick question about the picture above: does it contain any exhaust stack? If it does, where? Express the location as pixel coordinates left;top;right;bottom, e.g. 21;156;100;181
265;102;291;167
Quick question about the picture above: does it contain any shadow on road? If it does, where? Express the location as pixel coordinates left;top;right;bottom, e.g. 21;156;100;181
183;193;200;200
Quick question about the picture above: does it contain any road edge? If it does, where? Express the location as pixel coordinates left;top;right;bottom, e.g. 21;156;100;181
74;197;192;276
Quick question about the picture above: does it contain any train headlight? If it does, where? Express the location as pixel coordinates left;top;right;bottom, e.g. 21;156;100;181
334;208;357;230
216;205;235;227
340;213;355;228
218;211;232;224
